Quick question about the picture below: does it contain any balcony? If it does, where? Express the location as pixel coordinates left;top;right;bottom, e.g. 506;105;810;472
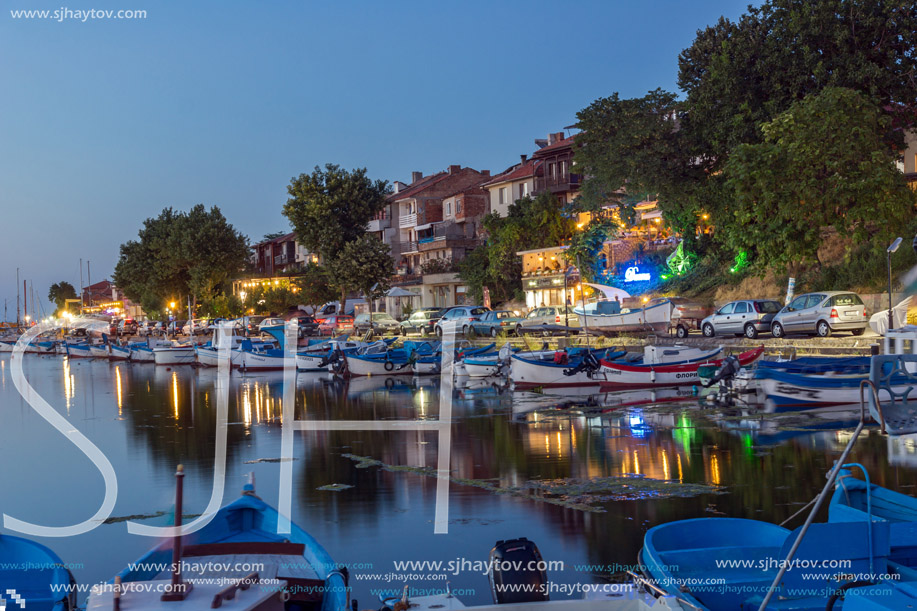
401;241;420;254
367;217;391;232
534;173;582;194
273;254;292;266
399;213;417;228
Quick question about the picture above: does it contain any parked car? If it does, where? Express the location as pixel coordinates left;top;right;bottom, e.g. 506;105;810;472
399;308;442;336
701;299;783;339
472;310;523;337
168;320;187;335
182;319;211;335
515;306;579;336
116;318;138;335
243;315;266;335
645;297;712;337
354;312;400;335
257;317;286;332
771;291;868;338
315;299;368;320
291;315;319;338
434;306;491;337
140;321;163;336
317;314;355;336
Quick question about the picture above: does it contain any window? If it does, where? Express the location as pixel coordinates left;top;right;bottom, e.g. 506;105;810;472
717;303;734;315
446;201;452;216
457;199;463;214
805;294;826;309
559;161;567;177
519;182;529;199
733;302;748;314
829;294;864;307
499;187;508;206
788;296;807;310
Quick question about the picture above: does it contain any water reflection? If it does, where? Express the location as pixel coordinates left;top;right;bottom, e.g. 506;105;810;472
2;356;916;606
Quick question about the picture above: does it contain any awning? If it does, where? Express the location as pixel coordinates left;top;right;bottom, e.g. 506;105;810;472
414;223;433;231
386;287;418;298
584;282;631;301
641;210;663;220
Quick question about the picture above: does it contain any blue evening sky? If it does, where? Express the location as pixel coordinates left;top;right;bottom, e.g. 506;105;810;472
0;0;750;317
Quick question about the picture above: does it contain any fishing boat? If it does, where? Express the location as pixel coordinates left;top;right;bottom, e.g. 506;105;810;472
88;343;110;359
598;347;763;390
573;298;674;336
86;471;348;611
129;339;173;363
65;342;93;359
756;355;871;375
195;334;272;367
0;338;15;352
153;342;197;365
343;346;417;376
464;344;514;378
755;367;913;411
0;532;77;611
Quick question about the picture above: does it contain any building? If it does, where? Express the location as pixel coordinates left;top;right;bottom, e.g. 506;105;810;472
532;132;581;204
482;156;540;217
251;232;316;277
80;280;144;319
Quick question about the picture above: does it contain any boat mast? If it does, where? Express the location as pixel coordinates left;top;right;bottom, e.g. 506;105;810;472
15;267;20;327
79;258;84;314
87;260;93;309
23;280;27;325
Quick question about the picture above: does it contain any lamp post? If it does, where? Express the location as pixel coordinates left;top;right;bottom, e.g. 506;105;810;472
887;237;903;331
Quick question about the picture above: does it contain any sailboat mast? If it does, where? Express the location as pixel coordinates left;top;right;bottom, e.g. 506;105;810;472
80;258;85;314
16;267;20;327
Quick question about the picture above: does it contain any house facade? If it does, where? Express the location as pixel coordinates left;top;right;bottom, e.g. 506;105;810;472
482;156;540;217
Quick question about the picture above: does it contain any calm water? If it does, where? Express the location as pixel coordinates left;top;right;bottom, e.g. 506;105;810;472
1;353;915;605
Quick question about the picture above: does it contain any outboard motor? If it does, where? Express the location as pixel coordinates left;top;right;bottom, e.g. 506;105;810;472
563;351;601;378
488;538;549;604
703;354;740;388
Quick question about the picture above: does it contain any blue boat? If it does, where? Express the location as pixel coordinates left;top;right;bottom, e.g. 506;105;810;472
0;533;76;611
756;356;871;375
755;368;913;411
94;481;347;611
641;517;891;610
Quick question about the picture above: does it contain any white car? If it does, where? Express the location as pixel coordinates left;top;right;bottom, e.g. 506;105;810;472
181;319;210;335
257;317;286;332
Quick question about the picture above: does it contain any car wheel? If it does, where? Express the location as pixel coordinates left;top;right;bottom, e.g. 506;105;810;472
420;327;428;337
744;324;758;339
771;322;785;338
490;327;498;338
462;325;470;336
816;320;832;337
542;326;551;337
851;328;865;336
435;327;443;338
515;325;523;336
702;323;715;338
676;325;688;338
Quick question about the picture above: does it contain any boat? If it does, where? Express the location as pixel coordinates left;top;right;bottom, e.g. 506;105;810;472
511;348;626;388
641;516;890;610
0;338;15;352
195;334;272;367
464;343;514;378
343;347;416;376
598;347;763;390
756;355;871;375
64;342;93;359
153;342;197;365
755;367;914;411
88;343;110;359
87;472;348;611
573;298;674;336
0;531;77;611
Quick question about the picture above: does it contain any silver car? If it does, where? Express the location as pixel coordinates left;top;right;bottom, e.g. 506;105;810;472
701;299;783;339
515;305;579;336
771;291;868;338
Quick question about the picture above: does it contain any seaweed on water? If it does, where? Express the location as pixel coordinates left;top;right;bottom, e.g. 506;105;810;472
102;512;201;524
341;453;723;513
317;483;354;492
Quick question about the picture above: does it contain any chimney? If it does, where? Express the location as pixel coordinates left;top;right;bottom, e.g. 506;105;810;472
481;170;490;177
547;133;558;145
520;154;527;164
411;171;423;183
449;164;461;175
555;132;565;143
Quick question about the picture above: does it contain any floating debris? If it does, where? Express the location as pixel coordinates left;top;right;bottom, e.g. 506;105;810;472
102;512;200;524
341;453;723;513
243;457;298;464
317;483;354;492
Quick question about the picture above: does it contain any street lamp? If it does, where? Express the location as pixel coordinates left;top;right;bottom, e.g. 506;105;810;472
887;237;903;331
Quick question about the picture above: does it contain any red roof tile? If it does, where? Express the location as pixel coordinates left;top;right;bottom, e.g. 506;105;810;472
532;133;578;157
387;172;449;201
482;160;541;187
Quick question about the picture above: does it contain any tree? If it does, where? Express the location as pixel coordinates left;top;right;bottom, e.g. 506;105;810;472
723;87;915;272
283;164;390;305
48;281;77;313
328;234;394;303
295;262;337;314
113;205;249;313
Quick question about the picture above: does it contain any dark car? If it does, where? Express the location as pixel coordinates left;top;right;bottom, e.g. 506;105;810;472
354;312;400;335
244;315;266;336
472;310;523;337
292;315;319;338
400;308;443;336
434;306;491;337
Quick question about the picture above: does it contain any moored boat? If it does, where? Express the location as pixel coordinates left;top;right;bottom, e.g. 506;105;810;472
573;299;673;336
65;342;93;359
599;347;763;390
0;531;77;611
153;343;197;365
756;367;913;411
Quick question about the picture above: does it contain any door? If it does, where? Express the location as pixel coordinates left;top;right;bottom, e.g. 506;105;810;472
713;302;735;334
799;294;827;331
731;301;750;334
782;296;809;331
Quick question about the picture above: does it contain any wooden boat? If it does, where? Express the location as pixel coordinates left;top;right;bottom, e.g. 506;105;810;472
65;342;93;359
464;344;514;378
343;348;415;376
757;355;870;375
573;299;673;336
87;475;347;611
153;342;197;365
599;347;763;390
0;339;15;352
641;516;890;610
756;368;913;411
0;532;77;611
511;348;626;389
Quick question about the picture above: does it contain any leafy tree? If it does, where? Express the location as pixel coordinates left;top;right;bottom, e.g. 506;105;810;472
202;293;244;318
283;164;390;305
262;231;286;241
723;87;915;272
420;258;454;275
114;205;249;313
295;262;337;314
328;234;394;303
48;281;77;313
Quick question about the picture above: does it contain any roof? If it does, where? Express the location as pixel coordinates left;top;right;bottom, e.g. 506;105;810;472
253;231;296;247
482;159;541;188
387;172;449;202
532;133;578;157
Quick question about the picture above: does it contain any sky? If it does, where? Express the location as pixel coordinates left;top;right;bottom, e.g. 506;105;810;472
0;0;751;319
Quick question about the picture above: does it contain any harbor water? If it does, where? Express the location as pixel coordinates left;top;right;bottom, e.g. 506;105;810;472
0;353;913;604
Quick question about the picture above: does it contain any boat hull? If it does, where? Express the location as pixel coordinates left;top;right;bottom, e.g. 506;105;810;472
579;300;672;336
464;358;503;377
195;346;242;368
511;351;607;388
152;347;196;365
66;344;93;358
599;347;764;390
344;354;413;376
130;347;155;362
238;350;286;371
757;369;913;411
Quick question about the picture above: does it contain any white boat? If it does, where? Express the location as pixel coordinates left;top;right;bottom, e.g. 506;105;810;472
109;344;131;361
65;342;93;358
296;338;365;371
574;299;673;336
238;347;287;371
343;349;414;377
88;343;110;359
195;334;259;367
0;339;14;353
153;342;197;365
599;347;763;390
464;343;513;377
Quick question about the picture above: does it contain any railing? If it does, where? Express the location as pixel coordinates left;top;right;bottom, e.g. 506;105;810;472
534;173;582;193
273;254;291;266
401;241;419;254
367;217;391;232
399;213;417;228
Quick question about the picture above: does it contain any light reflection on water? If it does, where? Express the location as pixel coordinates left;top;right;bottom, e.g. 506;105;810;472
0;354;914;606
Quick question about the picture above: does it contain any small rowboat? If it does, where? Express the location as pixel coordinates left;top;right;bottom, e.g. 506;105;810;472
0;532;77;611
599;346;764;390
756;368;913;411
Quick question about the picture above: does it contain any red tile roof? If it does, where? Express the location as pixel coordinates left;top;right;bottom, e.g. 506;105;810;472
532;133;578;157
482;159;541;187
387;172;449;201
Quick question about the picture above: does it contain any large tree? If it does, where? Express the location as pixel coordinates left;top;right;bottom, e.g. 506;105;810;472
328;234;394;303
283;164;390;305
723;87;916;272
113;205;249;313
48;281;77;313
295;262;338;314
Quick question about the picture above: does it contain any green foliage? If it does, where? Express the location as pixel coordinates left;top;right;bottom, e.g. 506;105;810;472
261;231;286;241
566;215;616;282
730;251;751;275
201;293;244;318
328;234;394;302
295;263;337;312
664;242;696;278
723;87;915;272
113;205;249;313
458;192;575;303
420;258;454;275
242;285;299;315
47;281;77;313
283;164;389;260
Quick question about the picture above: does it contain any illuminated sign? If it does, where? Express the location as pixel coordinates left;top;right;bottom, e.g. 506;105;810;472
624;266;651;283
